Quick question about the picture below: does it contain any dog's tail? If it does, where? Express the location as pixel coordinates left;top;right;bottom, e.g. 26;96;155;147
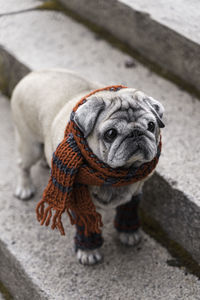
0;46;31;98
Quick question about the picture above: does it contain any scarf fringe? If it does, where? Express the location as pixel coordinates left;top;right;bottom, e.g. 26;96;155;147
65;207;103;236
36;199;65;236
36;199;103;236
75;212;103;236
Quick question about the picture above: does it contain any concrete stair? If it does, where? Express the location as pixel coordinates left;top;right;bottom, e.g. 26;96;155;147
0;1;200;299
60;0;200;96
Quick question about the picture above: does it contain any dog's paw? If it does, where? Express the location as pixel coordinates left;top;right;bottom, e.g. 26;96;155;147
76;249;103;265
14;184;36;200
118;230;141;246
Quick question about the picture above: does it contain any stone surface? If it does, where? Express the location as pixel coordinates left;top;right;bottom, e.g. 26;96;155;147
0;46;30;97
60;0;200;94
0;0;41;15
0;293;5;300
121;0;200;43
0;93;200;300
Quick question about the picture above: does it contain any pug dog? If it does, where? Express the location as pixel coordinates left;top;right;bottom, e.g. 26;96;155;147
11;69;165;265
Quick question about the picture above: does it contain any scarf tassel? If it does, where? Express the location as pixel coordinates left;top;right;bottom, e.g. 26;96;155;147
36;200;103;237
76;212;103;236
36;200;65;236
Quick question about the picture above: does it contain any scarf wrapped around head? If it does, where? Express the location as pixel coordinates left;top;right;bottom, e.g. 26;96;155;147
36;85;162;236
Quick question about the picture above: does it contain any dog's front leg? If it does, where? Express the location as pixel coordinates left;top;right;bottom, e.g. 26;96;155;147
114;194;142;246
74;224;104;265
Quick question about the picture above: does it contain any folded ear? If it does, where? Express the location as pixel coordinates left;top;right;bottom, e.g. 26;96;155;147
144;96;165;128
73;96;105;137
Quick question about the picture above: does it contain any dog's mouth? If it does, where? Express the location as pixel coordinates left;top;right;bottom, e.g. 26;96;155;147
108;136;147;167
135;140;150;159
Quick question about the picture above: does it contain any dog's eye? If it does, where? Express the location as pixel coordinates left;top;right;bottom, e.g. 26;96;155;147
147;121;155;132
104;128;117;142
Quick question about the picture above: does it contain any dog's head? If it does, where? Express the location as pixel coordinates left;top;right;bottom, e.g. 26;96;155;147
74;88;165;168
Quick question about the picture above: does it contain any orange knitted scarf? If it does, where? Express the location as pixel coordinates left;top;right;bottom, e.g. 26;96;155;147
36;85;161;236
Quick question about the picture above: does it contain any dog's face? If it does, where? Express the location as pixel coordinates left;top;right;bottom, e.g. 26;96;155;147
74;88;165;168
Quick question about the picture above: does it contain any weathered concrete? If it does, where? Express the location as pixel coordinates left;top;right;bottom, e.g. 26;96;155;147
0;93;200;300
0;0;41;15
0;293;5;300
60;0;200;95
0;0;32;96
0;46;30;97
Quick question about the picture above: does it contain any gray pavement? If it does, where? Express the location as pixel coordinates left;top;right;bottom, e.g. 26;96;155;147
0;92;200;299
0;293;5;300
60;0;200;94
0;0;41;15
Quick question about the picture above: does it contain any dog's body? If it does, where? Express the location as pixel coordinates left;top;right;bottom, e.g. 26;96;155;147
11;69;164;265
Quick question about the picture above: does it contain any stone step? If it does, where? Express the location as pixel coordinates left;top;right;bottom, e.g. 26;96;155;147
0;93;200;300
59;0;200;96
0;1;200;298
0;293;5;300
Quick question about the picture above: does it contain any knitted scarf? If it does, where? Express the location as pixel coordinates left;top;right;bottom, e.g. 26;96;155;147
36;85;162;236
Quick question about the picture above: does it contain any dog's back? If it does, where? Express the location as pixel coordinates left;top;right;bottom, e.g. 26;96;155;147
11;69;98;142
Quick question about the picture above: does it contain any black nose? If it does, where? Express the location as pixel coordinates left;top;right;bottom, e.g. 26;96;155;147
128;129;143;138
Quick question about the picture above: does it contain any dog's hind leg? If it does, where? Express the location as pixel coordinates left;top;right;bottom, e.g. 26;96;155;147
14;127;43;200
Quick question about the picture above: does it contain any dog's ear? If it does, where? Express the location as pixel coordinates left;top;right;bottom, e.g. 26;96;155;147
74;96;105;137
144;96;165;128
